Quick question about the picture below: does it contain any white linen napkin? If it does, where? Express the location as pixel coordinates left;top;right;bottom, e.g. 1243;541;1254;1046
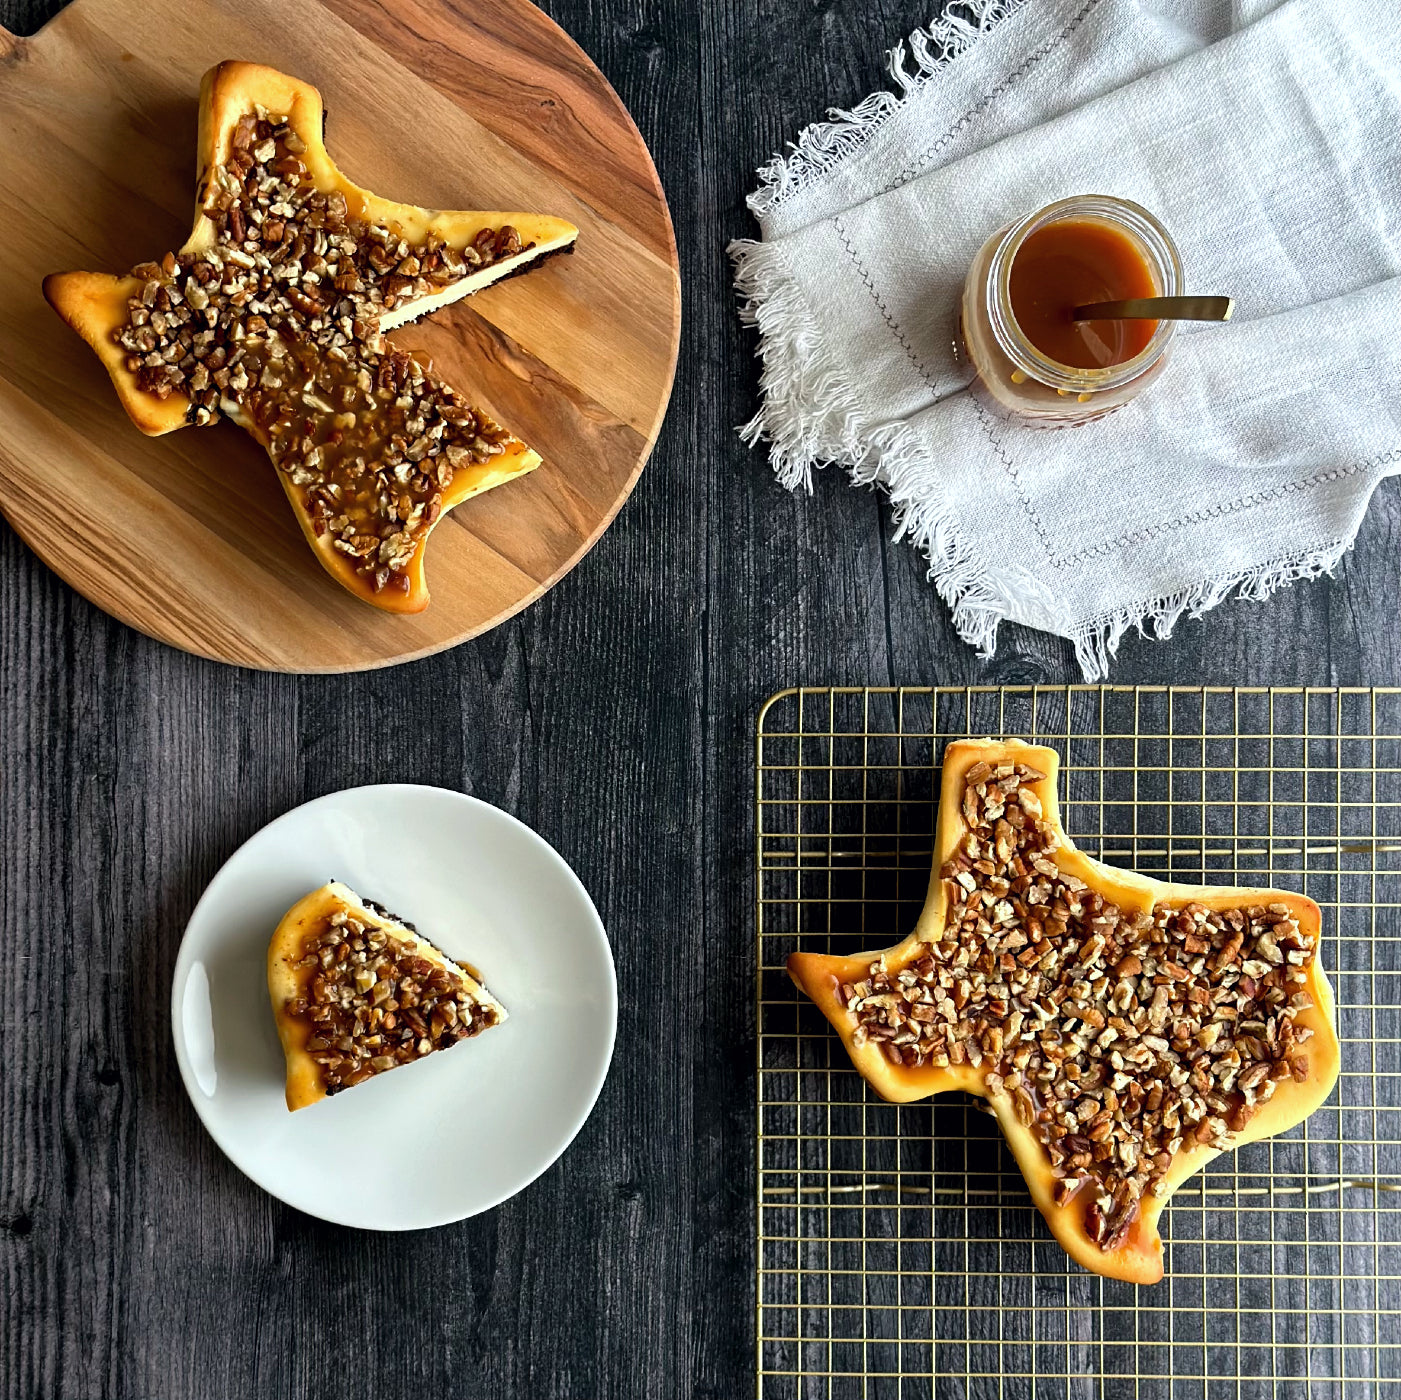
732;0;1401;676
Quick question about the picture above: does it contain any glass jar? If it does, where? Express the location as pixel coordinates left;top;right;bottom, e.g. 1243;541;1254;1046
960;194;1183;425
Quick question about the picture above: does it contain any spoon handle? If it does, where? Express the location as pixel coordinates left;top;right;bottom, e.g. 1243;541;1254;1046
1071;295;1234;322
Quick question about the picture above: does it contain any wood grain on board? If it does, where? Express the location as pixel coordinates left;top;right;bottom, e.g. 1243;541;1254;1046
0;0;679;671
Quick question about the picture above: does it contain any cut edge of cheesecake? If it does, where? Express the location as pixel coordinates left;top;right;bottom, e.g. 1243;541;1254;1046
268;879;507;1112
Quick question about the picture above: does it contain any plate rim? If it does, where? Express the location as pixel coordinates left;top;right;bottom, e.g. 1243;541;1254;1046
169;781;619;1230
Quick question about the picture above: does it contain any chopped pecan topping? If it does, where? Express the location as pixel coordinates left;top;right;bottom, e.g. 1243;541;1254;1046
112;111;529;593
283;908;499;1093
843;760;1318;1252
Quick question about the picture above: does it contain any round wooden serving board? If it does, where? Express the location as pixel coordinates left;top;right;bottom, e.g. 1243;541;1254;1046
0;0;679;671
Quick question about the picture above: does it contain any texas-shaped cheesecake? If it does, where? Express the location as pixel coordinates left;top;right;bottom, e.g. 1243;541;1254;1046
44;60;577;612
788;738;1341;1283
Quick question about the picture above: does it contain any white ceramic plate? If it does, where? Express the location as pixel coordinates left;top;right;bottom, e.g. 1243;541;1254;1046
171;783;617;1229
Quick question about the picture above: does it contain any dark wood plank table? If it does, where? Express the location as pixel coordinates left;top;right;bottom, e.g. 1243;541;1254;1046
3;1;1398;1397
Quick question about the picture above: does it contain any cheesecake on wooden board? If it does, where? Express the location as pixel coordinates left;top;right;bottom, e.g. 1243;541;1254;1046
45;61;578;612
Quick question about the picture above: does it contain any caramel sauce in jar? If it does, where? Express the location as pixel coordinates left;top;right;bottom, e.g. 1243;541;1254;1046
959;195;1182;425
1008;218;1157;369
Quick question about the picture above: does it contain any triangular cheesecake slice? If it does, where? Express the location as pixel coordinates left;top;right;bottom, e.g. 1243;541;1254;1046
268;881;507;1111
44;60;578;612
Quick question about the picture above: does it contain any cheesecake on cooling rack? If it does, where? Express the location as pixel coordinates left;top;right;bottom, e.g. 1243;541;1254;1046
786;737;1341;1284
268;880;506;1111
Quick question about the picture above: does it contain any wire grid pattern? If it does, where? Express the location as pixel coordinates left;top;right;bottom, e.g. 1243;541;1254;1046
756;687;1401;1400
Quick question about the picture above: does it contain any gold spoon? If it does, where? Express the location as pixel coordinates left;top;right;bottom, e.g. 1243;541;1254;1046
1071;295;1233;322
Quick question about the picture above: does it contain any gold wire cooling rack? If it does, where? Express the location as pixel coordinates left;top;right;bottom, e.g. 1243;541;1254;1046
755;687;1401;1400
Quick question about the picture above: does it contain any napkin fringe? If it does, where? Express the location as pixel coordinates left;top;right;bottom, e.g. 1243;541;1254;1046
1066;544;1347;679
748;1;1023;219
731;238;862;487
731;233;1019;656
880;422;1015;658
